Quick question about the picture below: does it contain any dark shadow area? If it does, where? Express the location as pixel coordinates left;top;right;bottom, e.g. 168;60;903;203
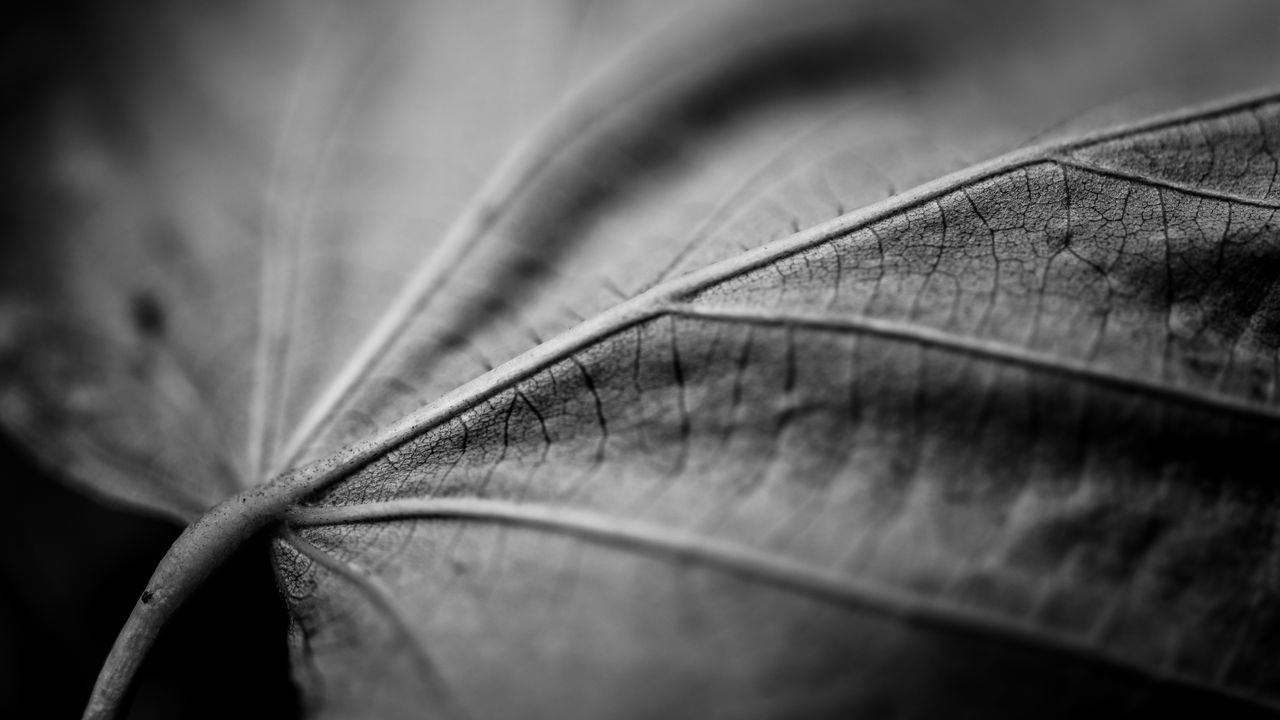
0;436;300;720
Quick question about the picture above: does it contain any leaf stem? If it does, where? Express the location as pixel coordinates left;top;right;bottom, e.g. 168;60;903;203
80;456;352;720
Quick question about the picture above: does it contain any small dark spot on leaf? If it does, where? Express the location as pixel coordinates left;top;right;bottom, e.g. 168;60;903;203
130;292;166;339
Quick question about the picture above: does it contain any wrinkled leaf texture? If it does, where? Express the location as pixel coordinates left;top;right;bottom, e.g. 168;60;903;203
4;0;1280;717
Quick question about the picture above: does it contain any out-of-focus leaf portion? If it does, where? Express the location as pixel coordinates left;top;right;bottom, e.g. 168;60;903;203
0;0;689;518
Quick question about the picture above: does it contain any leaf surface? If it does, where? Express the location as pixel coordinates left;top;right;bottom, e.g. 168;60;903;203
0;0;690;517
276;94;1280;718
4;0;1280;718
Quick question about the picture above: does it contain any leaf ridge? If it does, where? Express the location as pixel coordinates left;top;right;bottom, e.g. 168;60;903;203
261;14;407;480
249;1;344;483
1052;156;1280;209
666;304;1280;424
286;497;1280;714
281;526;469;720
274;2;721;470
285;90;1280;503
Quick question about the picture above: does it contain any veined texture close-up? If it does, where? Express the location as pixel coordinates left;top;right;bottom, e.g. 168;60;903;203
2;1;1280;718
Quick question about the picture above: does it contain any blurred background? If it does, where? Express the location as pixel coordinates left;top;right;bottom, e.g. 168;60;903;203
0;438;299;718
2;4;298;717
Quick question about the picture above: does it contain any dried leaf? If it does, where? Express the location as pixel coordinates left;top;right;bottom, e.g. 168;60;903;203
3;0;1280;717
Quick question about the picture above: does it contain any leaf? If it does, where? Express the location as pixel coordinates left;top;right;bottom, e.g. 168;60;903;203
277;98;1280;718
3;0;1280;718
